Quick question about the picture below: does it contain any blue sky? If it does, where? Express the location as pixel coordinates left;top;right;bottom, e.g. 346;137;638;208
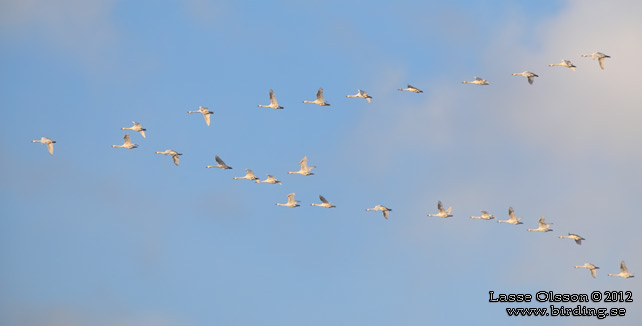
1;0;641;325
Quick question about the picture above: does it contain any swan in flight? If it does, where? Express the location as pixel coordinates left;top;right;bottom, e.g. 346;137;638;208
121;121;146;138
366;205;392;219
256;174;282;185
527;217;553;232
346;89;372;102
548;59;576;71
462;77;489;85
303;87;330;106
187;106;213;126
288;156;315;176
155;149;182;166
608;261;634;279
574;263;599;279
276;193;300;207
559;233;585;245
234;169;259;181
427;200;453;218
112;134;138;149
581;52;610;70
258;89;283;109
311;195;335;208
398;84;423;93
470;210;495;220
32;137;56;155
512;71;539;85
206;155;232;169
497;207;523;225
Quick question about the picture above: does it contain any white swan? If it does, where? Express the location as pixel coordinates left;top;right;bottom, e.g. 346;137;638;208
581;52;610;70
346;89;372;102
311;195;335;208
527;217;553;232
121;121;146;138
427;200;453;218
608;261;634;279
234;169;259;181
112;134;138;149
155;149;182;166
398;84;423;93
256;174;282;185
497;207;523;225
187;106;213;126
462;77;489;85
206;155;232;169
366;205;392;219
258;89;283;109
559;233;585;245
470;210;495;220
574;263;599;278
512;71;539;85
276;193;300;207
32;137;56;155
288;156;315;176
548;59;576;71
303;87;330;106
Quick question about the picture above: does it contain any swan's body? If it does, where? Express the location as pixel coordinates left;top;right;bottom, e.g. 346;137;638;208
427;200;453;218
346;89;372;102
608;261;634;279
234;169;259;181
548;59;576;71
512;71;539;85
32;137;56;155
527;216;553;232
559;233;585;245
311;195;335;208
581;52;610;70
366;205;392;219
462;77;489;85
256;174;282;185
288;156;315;176
187;106;213;126
276;193;300;207
470;210;495;220
398;84;423;93
574;263;599;278
155;149;182;166
112;134;138;149
497;207;523;225
121;121;146;138
258;89;283;109
303;88;330;106
206;155;232;169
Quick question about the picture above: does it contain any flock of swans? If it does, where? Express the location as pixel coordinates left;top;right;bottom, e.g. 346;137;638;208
31;50;633;280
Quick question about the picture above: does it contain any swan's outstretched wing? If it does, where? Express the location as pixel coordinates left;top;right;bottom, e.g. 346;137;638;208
316;88;325;101
598;57;605;70
172;154;180;166
123;134;132;145
508;207;516;220
47;141;54;155
215;155;226;165
269;89;278;105
319;195;329;204
382;210;389;219
287;193;296;205
437;200;444;213
204;112;211;126
621;261;629;273
300;156;309;170
527;75;535;85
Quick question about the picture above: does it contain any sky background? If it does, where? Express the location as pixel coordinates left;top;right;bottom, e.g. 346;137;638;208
1;0;641;325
